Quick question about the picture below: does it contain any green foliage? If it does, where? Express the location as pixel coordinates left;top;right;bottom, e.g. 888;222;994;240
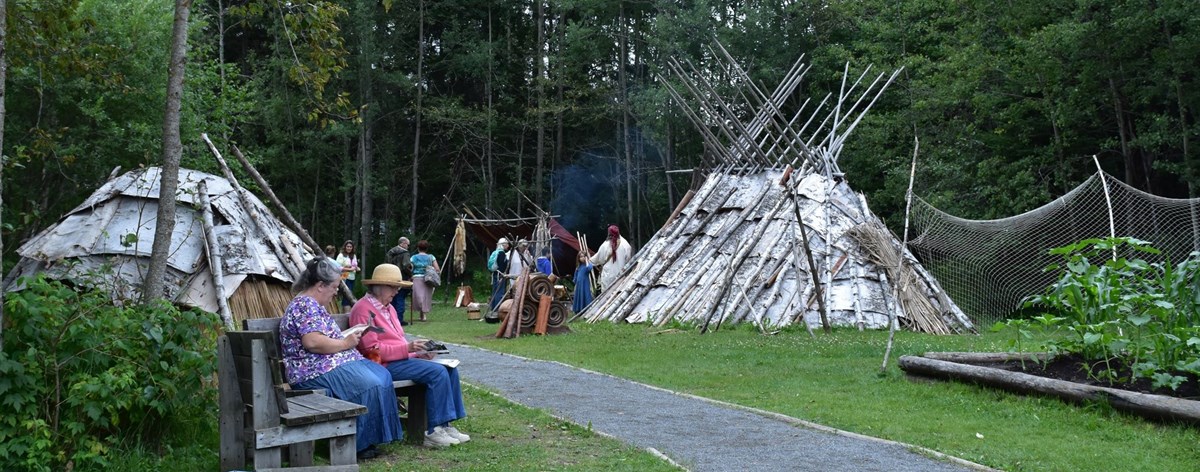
0;275;220;471
1006;237;1200;389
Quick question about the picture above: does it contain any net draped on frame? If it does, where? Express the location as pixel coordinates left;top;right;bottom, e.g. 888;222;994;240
908;171;1200;326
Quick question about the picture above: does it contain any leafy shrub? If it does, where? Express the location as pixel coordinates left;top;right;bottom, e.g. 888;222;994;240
0;275;220;471
1000;237;1200;389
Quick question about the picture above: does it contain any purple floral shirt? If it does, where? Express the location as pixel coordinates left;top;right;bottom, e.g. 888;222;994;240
279;295;363;384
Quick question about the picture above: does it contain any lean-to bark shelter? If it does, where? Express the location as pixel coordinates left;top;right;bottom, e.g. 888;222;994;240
460;212;580;277
3;167;327;326
582;46;973;334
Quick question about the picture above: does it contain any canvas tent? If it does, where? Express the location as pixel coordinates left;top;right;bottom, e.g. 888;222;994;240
3;167;324;327
582;46;973;334
460;212;581;277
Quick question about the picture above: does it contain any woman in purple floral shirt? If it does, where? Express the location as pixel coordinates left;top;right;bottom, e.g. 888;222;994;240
279;257;401;460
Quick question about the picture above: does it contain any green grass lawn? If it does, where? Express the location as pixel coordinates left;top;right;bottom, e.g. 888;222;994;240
108;380;678;472
406;302;1200;472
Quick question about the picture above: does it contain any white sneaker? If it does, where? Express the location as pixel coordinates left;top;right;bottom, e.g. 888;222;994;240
423;426;461;448
444;425;470;443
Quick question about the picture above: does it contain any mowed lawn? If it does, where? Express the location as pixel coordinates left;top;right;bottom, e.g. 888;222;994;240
410;302;1200;472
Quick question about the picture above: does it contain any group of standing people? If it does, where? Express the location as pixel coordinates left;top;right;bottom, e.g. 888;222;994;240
278;256;468;460
487;224;632;316
328;237;442;324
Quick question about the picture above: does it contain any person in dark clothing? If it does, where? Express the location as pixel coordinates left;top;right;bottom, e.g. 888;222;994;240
488;238;511;311
385;237;414;325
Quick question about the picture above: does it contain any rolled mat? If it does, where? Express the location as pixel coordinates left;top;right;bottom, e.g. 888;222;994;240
547;302;567;327
525;274;554;302
519;300;539;329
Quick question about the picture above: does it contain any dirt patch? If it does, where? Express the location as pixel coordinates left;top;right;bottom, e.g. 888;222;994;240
975;354;1200;400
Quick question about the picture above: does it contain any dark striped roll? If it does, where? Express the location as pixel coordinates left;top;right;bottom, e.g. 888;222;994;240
520;300;539;329
525;274;554;302
547;301;568;327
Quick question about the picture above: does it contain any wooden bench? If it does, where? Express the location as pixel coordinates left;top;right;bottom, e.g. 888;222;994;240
219;332;365;471
242;314;429;445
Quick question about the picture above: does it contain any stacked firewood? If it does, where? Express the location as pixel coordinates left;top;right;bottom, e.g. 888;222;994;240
495;272;570;338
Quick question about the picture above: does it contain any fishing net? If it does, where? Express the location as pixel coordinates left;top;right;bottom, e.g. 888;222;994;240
908;172;1200;326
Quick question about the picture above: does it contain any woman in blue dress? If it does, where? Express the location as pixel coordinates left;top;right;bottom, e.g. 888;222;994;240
572;252;594;313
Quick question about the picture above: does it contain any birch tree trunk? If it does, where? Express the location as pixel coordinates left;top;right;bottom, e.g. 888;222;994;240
143;0;191;303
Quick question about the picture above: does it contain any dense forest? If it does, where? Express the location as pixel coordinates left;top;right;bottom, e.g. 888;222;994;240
2;0;1196;272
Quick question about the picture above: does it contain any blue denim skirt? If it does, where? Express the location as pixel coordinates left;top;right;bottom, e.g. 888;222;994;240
295;359;402;451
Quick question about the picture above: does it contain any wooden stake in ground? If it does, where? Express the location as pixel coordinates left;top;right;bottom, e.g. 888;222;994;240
882;136;918;373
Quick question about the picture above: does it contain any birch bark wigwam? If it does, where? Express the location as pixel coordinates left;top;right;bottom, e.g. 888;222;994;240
583;42;968;334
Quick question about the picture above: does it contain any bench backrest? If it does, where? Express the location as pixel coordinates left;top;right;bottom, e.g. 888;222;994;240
237;314;353;413
224;331;288;415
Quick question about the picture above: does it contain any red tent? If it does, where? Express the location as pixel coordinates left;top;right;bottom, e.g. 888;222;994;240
461;216;581;277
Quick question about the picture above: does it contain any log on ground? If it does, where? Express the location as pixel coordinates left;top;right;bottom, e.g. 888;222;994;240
898;355;1200;424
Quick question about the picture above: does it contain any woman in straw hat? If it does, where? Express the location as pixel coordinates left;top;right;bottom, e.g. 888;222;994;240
350;264;470;448
279;257;402;460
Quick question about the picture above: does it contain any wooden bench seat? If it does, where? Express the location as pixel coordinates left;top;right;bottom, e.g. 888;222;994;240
219;333;365;471
242;314;429;445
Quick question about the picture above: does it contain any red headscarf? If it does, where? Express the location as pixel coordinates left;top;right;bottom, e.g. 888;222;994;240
607;225;620;262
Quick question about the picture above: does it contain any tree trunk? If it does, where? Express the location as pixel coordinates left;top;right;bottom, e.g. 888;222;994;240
665;121;675;207
356;0;375;272
1109;77;1149;191
408;0;425;235
555;10;564;165
143;0;191;304
485;4;494;210
0;0;8;348
619;2;632;232
535;0;545;207
359;120;373;271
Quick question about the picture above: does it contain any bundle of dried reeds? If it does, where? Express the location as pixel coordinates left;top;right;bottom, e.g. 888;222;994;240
847;222;957;335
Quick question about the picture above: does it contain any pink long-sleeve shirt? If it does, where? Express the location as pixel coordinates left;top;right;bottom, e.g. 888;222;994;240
349;294;419;364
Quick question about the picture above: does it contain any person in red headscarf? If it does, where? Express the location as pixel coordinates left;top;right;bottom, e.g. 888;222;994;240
588;225;633;292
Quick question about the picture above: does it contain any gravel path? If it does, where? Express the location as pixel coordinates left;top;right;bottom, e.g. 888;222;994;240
449;344;988;472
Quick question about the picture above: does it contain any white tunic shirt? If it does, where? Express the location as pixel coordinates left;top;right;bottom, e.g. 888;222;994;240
589;236;633;291
507;248;533;278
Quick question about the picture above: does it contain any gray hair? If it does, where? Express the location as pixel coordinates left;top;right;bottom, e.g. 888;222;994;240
367;284;393;297
293;257;341;293
398;236;410;245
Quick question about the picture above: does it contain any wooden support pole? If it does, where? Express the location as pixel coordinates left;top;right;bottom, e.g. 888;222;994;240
782;172;830;334
202;134;301;282
198;180;234;331
222;140;357;306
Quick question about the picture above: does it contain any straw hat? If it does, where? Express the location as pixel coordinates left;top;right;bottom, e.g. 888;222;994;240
362;263;413;288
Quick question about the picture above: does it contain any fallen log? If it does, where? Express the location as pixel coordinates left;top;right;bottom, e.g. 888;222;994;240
898;355;1200;424
920;352;1052;364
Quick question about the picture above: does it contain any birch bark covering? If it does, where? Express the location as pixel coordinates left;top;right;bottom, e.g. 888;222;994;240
581;46;969;333
583;170;971;334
